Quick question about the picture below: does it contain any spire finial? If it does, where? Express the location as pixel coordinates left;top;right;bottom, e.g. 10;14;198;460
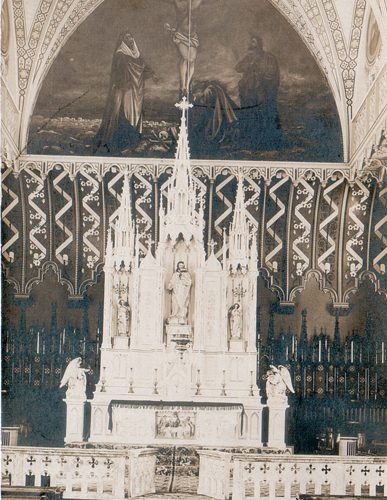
175;95;193;113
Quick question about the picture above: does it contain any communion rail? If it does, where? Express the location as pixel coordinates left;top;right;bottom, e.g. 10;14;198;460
1;446;157;499
198;451;386;500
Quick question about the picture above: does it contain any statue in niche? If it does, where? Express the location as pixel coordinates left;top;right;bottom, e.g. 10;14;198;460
168;261;192;324
265;365;294;400
59;357;90;397
117;299;130;336
229;303;242;339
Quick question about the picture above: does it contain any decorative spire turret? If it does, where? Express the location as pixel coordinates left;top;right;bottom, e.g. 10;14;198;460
159;97;204;243
228;176;256;271
107;172;136;268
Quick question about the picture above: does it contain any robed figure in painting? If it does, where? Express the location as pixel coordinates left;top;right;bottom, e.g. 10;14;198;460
191;80;238;156
236;36;287;151
94;32;156;155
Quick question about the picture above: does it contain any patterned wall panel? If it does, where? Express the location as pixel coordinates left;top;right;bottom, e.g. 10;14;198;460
2;161;386;303
50;166;76;295
78;165;104;294
315;173;347;303
288;174;320;298
370;179;387;294
132;169;155;255
212;171;237;257
2;166;22;292
262;173;291;301
23;167;49;291
342;177;377;302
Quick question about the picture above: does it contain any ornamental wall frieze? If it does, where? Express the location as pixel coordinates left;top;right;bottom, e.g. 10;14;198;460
11;155;378;185
2;158;386;303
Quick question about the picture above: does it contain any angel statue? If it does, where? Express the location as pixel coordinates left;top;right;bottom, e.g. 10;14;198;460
59;357;90;397
265;365;294;400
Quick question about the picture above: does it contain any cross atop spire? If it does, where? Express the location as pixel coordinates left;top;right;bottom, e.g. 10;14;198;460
174;96;193;163
175;96;193;113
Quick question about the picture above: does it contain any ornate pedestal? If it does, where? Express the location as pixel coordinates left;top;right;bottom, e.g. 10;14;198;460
267;397;288;448
113;336;129;349
166;324;192;349
64;394;86;444
229;338;245;352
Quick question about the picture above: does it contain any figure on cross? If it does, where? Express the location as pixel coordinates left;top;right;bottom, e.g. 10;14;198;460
162;0;220;96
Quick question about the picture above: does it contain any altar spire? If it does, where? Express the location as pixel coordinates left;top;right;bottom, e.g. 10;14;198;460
228;176;251;270
112;171;135;266
159;97;203;243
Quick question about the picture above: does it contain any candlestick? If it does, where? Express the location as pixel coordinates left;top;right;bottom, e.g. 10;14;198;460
195;369;201;395
221;369;226;396
153;368;159;395
249;370;254;396
100;367;106;392
128;368;134;393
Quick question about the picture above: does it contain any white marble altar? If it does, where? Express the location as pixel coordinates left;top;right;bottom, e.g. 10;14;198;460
65;98;268;447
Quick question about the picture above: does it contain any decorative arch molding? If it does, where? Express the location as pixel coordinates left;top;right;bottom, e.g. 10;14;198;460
8;0;356;156
24;260;75;296
79;261;105;296
288;268;339;304
343;270;387;302
258;267;286;303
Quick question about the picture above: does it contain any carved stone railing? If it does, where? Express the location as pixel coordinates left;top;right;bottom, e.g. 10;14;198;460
1;446;157;499
198;450;386;500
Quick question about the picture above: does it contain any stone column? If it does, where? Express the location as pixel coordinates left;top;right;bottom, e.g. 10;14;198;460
64;395;87;444
266;397;288;449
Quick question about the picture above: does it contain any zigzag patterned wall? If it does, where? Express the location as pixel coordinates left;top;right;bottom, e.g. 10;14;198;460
2;158;386;306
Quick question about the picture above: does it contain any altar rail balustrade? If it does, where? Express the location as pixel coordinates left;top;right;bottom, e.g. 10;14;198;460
1;446;157;499
198;451;387;500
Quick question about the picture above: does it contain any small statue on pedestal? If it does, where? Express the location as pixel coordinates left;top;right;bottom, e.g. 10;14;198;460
60;357;90;397
229;303;242;338
265;364;294;400
168;261;192;324
117;299;130;336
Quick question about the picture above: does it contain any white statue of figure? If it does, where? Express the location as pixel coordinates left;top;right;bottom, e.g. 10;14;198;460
168;261;192;324
117;299;130;336
59;357;90;396
266;364;294;399
229;303;242;338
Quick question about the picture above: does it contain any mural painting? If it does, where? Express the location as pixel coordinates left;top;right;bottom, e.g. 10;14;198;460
28;0;342;161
